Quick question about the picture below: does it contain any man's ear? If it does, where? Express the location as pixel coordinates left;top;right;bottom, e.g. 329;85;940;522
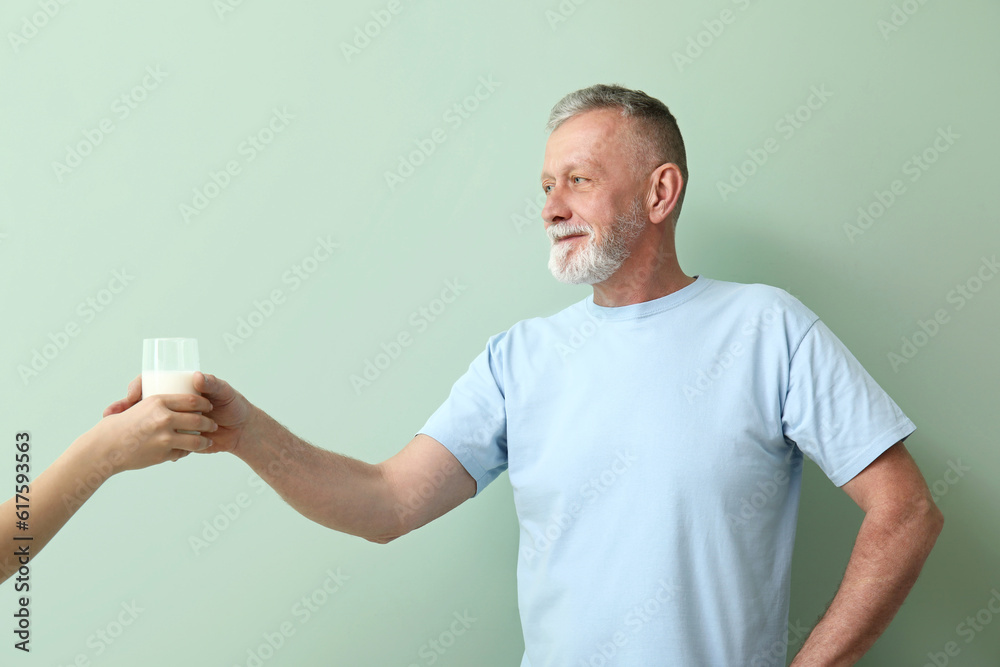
647;163;683;226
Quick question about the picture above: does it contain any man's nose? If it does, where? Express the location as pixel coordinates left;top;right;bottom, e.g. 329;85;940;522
542;185;571;226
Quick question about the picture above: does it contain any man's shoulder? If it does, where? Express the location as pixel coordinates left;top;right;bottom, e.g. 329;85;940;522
704;277;820;323
475;294;589;352
703;275;795;300
502;295;588;338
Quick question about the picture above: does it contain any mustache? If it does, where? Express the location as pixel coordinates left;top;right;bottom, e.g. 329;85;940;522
547;224;592;243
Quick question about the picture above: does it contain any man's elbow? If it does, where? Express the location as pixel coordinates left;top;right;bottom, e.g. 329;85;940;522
924;498;945;538
874;494;944;551
902;495;944;545
364;526;411;544
362;509;413;545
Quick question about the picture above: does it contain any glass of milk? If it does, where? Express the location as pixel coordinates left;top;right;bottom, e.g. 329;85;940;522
142;338;200;398
142;338;201;434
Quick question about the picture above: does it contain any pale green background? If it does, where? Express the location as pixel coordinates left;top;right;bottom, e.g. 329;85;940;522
1;0;997;664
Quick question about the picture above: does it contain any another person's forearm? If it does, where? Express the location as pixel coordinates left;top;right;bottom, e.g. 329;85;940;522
234;404;400;542
0;434;112;584
789;500;944;666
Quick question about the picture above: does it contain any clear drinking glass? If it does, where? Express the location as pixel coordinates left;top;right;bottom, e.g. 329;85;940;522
142;338;200;398
142;338;201;435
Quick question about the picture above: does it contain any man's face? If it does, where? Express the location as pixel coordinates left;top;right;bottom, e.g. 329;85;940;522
541;108;647;285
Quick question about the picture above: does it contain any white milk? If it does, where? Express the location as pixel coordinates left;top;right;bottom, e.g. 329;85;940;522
142;370;197;398
142;370;202;435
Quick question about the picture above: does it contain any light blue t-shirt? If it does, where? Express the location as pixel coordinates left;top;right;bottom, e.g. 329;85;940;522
416;275;915;666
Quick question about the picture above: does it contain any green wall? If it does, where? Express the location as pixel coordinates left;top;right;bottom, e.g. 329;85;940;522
1;0;996;664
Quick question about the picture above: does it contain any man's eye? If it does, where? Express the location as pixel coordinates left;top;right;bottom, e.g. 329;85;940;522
572;176;585;183
543;184;553;193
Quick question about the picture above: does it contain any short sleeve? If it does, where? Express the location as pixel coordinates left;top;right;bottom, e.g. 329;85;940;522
416;331;509;497
781;319;916;487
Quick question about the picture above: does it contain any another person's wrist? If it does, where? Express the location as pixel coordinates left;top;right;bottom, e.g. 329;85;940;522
63;431;117;490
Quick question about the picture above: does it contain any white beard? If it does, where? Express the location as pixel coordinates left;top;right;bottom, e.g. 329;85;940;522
547;196;646;285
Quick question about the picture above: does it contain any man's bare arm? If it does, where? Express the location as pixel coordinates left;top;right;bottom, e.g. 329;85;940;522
106;373;476;543
236;405;475;543
789;441;944;666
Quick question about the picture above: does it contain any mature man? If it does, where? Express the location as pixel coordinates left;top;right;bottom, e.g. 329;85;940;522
109;84;943;665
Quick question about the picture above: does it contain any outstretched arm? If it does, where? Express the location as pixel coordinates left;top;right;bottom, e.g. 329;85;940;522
104;372;476;544
789;441;944;666
0;394;216;585
236;406;474;543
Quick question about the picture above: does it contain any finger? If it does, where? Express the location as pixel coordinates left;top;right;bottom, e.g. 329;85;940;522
194;372;232;404
193;371;207;393
195;439;229;455
172;433;214;453
173;412;218;434
104;375;144;417
157;393;214;414
170;449;191;463
103;400;127;417
127;374;142;402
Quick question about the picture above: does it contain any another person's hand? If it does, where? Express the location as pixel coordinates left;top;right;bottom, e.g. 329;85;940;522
104;372;252;456
0;392;218;584
88;393;217;473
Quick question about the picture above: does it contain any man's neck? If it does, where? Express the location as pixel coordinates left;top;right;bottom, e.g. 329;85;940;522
592;271;696;307
591;239;695;307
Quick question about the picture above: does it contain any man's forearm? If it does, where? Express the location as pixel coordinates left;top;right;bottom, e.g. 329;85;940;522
789;500;944;665
234;403;402;542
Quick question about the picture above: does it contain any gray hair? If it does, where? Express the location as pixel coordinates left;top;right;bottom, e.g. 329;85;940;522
546;84;688;223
